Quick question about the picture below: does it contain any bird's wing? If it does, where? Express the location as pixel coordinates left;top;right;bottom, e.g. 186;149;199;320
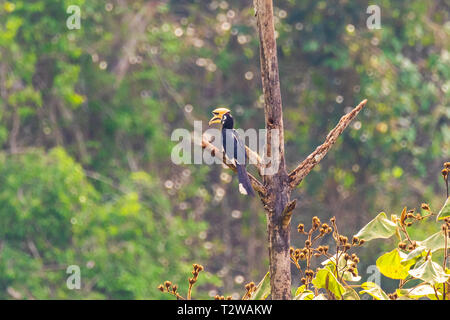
231;129;247;165
222;129;247;166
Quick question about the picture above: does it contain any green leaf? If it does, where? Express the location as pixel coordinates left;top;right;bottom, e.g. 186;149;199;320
342;287;360;300
250;272;270;300
396;284;439;299
436;197;450;221
295;285;306;296
419;231;447;251
404;230;447;262
353;212;398;242
293;285;314;300
359;282;389;300
403;247;427;264
376;249;414;280
312;267;345;299
408;258;450;285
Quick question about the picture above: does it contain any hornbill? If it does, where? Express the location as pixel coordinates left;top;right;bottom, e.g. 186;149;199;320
209;108;255;197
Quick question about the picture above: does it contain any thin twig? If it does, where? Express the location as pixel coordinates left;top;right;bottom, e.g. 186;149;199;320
443;225;448;300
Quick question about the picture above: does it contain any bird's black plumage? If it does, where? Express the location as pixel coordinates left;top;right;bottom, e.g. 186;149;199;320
220;112;255;197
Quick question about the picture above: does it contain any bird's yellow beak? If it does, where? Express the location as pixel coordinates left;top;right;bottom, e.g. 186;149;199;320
208;107;230;125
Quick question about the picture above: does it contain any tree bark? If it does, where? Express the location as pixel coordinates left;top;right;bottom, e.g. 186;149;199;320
254;0;291;300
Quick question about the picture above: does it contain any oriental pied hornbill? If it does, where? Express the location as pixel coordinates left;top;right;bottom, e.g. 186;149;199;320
209;108;255;197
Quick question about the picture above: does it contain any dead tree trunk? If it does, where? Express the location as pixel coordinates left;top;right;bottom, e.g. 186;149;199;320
254;0;291;300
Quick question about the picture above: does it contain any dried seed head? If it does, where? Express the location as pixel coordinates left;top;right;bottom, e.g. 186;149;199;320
442;168;449;180
305;240;311;247
290;247;294;255
388;293;398;300
312;216;321;230
158;284;164;292
305;269;314;277
172;284;178;293
301;277;307;284
188;278;196;285
359;239;365;246
421;203;430;211
297;223;305;233
445;162;450;169
339;235;348;244
164;281;172;289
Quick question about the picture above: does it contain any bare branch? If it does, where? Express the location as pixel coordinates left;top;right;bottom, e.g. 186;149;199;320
288;99;368;189
111;3;156;86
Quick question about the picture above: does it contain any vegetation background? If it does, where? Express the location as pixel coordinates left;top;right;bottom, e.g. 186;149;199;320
0;0;448;299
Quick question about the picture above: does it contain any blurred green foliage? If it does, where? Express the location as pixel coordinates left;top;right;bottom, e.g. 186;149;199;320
0;0;448;298
0;147;212;298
